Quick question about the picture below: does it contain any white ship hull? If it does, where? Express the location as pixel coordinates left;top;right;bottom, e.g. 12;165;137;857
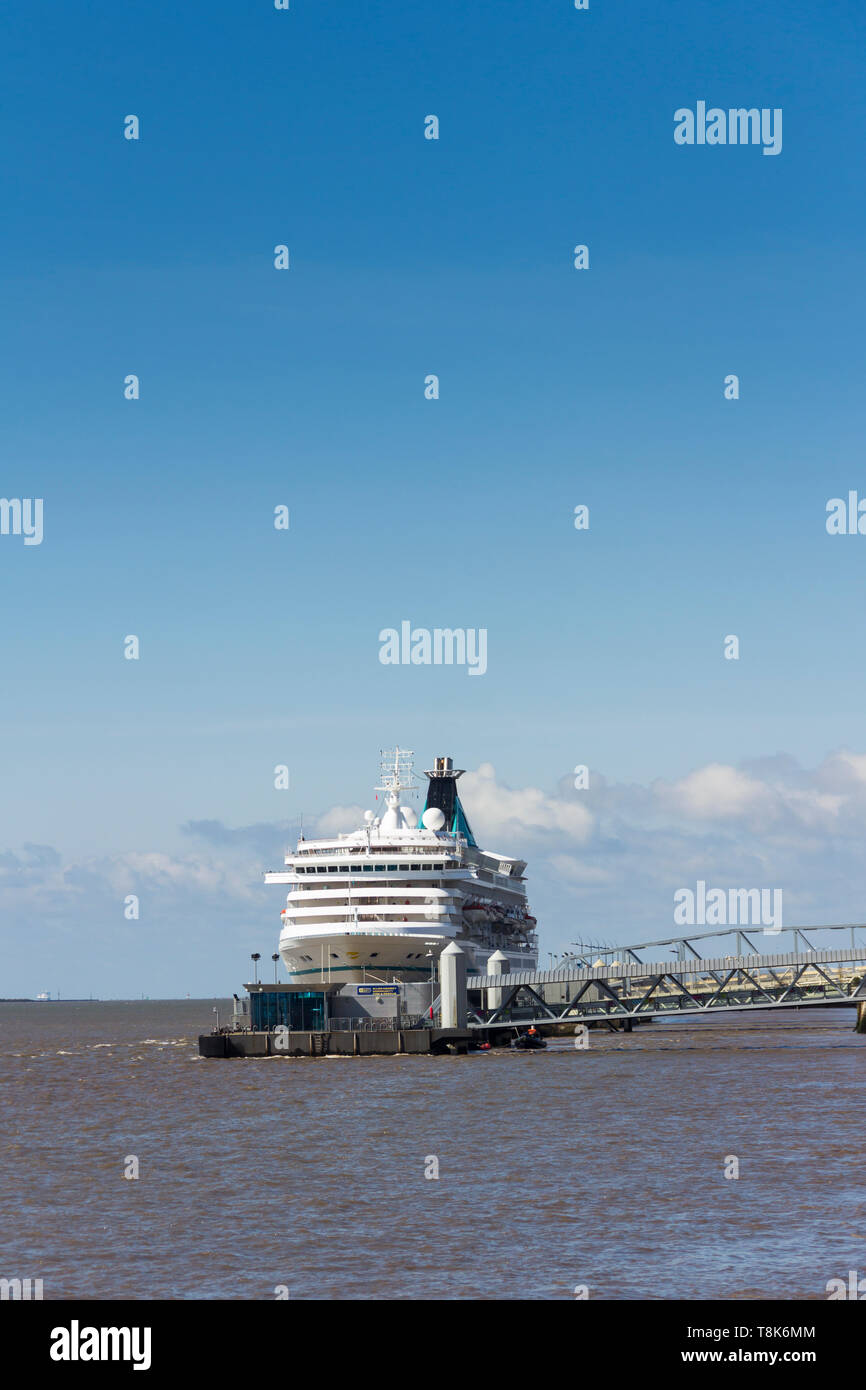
279;925;536;982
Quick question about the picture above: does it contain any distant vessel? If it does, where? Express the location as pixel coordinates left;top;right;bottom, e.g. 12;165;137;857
35;991;50;1001
265;750;539;983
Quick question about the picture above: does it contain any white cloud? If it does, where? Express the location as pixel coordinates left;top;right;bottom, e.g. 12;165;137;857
655;763;772;821
7;748;866;992
547;854;613;885
461;762;594;845
314;805;366;836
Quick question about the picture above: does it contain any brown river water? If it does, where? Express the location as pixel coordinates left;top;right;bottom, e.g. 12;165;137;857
1;1001;864;1300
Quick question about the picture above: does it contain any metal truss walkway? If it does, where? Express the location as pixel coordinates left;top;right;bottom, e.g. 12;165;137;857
467;936;866;1030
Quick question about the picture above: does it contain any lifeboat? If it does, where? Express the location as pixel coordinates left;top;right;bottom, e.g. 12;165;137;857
463;898;495;924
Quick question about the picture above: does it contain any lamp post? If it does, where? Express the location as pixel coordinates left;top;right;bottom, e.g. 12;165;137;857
272;952;280;984
251;952;261;985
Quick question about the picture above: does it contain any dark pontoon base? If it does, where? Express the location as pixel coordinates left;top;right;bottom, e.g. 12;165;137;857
199;1028;473;1058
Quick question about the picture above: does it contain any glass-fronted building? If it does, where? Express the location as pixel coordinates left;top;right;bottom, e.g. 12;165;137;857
249;987;327;1032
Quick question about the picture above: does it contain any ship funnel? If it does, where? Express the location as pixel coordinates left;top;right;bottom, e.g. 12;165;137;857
422;754;475;845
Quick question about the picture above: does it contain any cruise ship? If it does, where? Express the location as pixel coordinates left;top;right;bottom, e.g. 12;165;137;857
265;751;538;983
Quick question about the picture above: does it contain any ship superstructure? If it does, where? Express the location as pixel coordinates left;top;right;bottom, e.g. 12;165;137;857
264;750;538;982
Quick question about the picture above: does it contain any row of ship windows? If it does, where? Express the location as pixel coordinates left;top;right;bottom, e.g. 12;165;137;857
295;846;459;856
295;864;442;874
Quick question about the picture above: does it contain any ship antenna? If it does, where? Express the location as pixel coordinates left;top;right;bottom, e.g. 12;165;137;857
376;746;420;800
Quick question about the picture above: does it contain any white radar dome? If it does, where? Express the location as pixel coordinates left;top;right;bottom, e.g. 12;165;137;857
364;810;375;823
421;807;446;831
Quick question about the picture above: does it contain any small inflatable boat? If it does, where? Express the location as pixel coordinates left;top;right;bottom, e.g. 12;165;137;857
510;1030;547;1050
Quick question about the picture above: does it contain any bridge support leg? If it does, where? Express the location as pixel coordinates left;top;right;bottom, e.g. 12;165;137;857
856;1001;866;1034
486;949;510;1011
440;941;468;1029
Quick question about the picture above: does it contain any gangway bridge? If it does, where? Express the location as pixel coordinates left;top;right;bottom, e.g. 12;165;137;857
455;925;866;1033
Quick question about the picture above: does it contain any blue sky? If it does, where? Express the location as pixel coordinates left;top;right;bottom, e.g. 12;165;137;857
3;0;866;995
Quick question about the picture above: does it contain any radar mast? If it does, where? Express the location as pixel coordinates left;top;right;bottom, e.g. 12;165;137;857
376;747;420;800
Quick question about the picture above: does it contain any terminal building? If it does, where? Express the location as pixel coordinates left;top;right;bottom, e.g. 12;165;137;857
233;979;436;1033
